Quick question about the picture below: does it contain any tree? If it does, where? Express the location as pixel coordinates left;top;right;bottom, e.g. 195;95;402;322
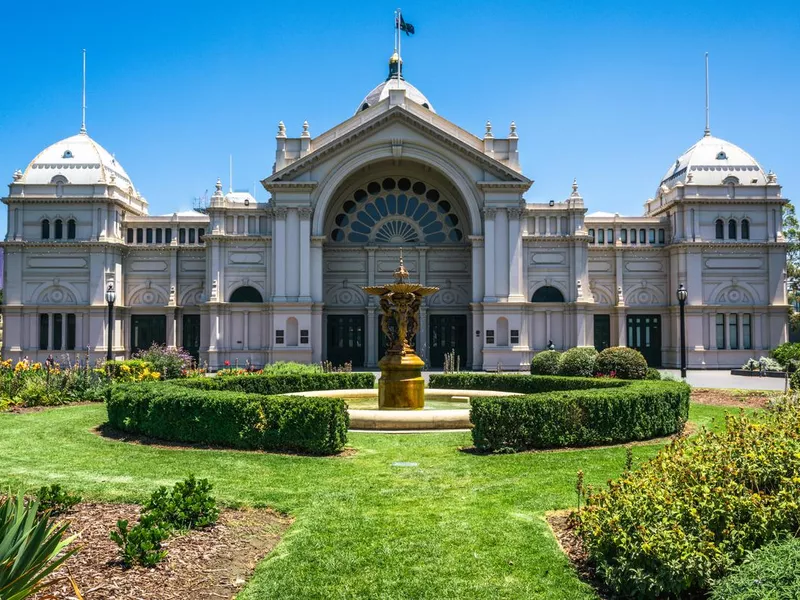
783;201;800;330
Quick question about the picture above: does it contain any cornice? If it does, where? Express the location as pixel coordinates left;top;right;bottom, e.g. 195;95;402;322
262;181;319;192
0;239;128;249
476;181;531;191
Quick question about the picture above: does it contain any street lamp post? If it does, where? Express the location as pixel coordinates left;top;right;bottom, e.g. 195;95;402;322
676;283;688;379
106;283;116;362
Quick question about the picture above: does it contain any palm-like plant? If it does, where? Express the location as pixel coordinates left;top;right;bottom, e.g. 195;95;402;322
0;492;77;600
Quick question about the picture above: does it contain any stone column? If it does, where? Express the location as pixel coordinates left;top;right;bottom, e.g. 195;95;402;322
310;237;324;302
470;236;484;302
273;208;287;301
495;208;509;298
709;313;717;350
366;306;377;368
243;311;249;350
483;208;496;301
508;208;524;301
298;208;312;301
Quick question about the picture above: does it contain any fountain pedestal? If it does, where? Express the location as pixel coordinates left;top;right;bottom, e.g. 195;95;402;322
378;353;425;409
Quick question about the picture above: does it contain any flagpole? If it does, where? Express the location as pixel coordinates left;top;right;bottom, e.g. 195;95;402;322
396;8;401;88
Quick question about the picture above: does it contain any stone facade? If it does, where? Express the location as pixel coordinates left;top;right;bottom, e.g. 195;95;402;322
1;56;789;370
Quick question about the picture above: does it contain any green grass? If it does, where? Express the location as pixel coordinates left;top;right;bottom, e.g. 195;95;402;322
0;401;738;599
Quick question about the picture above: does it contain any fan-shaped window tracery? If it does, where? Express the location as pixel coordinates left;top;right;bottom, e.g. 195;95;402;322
329;177;465;244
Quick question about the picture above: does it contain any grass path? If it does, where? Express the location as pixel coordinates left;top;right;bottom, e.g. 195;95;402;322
0;402;733;599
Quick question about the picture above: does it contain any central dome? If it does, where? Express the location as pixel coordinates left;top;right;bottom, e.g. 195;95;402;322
356;53;435;115
660;133;765;189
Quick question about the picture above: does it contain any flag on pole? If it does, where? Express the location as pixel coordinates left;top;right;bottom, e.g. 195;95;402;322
398;14;415;35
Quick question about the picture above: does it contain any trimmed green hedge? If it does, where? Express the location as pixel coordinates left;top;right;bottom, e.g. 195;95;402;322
107;382;349;455
175;372;375;395
429;373;626;393
530;350;561;375
710;537;800;600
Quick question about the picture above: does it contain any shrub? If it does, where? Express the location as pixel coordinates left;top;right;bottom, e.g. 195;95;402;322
595;346;648;379
470;380;689;452
133;344;193;379
144;476;219;531
110;515;169;568
104;359;158;381
35;484;82;517
710;537;800;600
429;373;626;394
645;367;661;380
108;382;349;455
177;371;374;395
0;492;77;598
741;356;782;372
791;369;800;391
574;403;800;598
557;347;598;378
771;342;800;370
530;350;561;375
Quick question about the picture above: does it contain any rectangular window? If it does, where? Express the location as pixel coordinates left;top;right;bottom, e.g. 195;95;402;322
549;217;557;235
39;314;49;350
716;314;726;349
658;228;665;244
300;329;309;344
66;314;76;350
630;229;637;244
743;314;752;350
198;228;205;241
146;228;153;243
189;228;196;244
136;228;143;244
588;228;595;243
126;229;134;244
156;228;163;244
729;314;739;349
179;228;186;244
648;228;656;244
597;228;604;244
53;313;63;351
275;329;285;344
165;228;173;244
510;330;519;344
639;229;646;244
607;228;614;244
486;330;495;344
538;217;546;234
620;229;627;243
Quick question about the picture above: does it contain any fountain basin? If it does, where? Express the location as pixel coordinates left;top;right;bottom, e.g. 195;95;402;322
287;389;520;431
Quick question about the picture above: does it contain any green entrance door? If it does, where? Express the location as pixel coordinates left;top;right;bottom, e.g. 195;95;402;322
326;315;365;368
182;315;201;362
593;314;611;352
130;315;167;355
626;315;662;367
429;315;468;369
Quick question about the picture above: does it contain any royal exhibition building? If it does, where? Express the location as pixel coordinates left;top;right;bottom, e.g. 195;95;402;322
1;53;789;372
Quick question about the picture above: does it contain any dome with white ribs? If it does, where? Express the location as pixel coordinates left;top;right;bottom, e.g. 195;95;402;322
660;134;766;189
356;53;434;115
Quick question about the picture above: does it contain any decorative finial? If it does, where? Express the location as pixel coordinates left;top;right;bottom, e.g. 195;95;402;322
509;121;518;139
484;120;493;138
301;120;310;138
767;170;777;184
13;169;22;181
277;121;286;137
215;177;223;192
393;248;410;283
572;178;578;193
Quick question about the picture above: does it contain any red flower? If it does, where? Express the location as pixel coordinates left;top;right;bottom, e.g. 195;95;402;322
224;360;230;367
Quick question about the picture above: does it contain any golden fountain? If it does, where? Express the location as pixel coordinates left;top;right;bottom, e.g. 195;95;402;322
363;254;439;409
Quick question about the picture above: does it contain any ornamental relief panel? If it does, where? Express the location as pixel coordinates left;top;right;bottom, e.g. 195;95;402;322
35;284;79;305
127;283;169;306
426;281;470;306
180;285;206;306
324;282;368;306
588;280;614;306
706;281;761;305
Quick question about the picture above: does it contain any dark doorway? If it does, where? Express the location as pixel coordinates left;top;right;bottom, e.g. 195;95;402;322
182;315;201;362
626;314;662;367
130;315;167;355
593;315;611;352
429;315;468;369
326;315;365;368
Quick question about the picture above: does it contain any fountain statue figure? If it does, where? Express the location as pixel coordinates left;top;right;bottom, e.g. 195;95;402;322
363;254;439;409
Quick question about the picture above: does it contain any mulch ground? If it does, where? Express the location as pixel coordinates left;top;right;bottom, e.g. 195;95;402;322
33;503;292;600
690;387;783;409
546;510;612;599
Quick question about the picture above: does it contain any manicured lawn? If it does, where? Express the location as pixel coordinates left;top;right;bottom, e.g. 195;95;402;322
0;402;735;599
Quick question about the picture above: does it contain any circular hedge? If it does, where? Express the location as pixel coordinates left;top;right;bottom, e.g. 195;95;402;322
595;346;648;379
558;347;598;377
530;350;561;375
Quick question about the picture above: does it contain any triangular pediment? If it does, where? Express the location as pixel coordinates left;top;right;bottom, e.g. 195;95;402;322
264;104;531;187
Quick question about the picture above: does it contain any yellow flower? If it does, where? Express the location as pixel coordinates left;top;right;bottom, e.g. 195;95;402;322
150;372;161;380
121;364;131;372
31;363;42;370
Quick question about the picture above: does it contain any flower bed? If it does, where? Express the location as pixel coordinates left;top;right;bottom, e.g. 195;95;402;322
0;357;110;409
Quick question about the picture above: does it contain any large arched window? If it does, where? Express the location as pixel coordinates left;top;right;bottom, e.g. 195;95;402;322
54;219;63;239
329;177;465;245
532;286;565;303
229;286;263;303
728;219;737;240
41;219;50;240
715;219;724;240
741;219;750;240
67;219;76;240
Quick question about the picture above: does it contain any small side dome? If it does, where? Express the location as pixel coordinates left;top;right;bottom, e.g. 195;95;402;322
356;53;435;115
19;131;135;190
660;134;766;190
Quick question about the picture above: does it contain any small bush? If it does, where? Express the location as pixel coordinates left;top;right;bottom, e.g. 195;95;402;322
645;367;661;380
110;515;169;568
791;369;800;391
558;347;598;378
771;342;800;370
595;346;648;379
133;344;193;379
35;484;82;517
710;537;800;600
429;373;626;394
530;350;561;375
177;371;374;395
108;382;349;455
575;403;800;598
470;380;689;452
144;476;219;531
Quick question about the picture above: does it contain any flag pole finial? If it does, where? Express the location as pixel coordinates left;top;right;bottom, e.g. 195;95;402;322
80;49;87;134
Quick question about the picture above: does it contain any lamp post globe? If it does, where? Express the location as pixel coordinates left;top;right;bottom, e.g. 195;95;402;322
106;284;116;362
676;283;688;379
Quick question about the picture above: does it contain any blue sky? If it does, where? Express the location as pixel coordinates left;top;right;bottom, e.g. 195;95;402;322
1;0;798;233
